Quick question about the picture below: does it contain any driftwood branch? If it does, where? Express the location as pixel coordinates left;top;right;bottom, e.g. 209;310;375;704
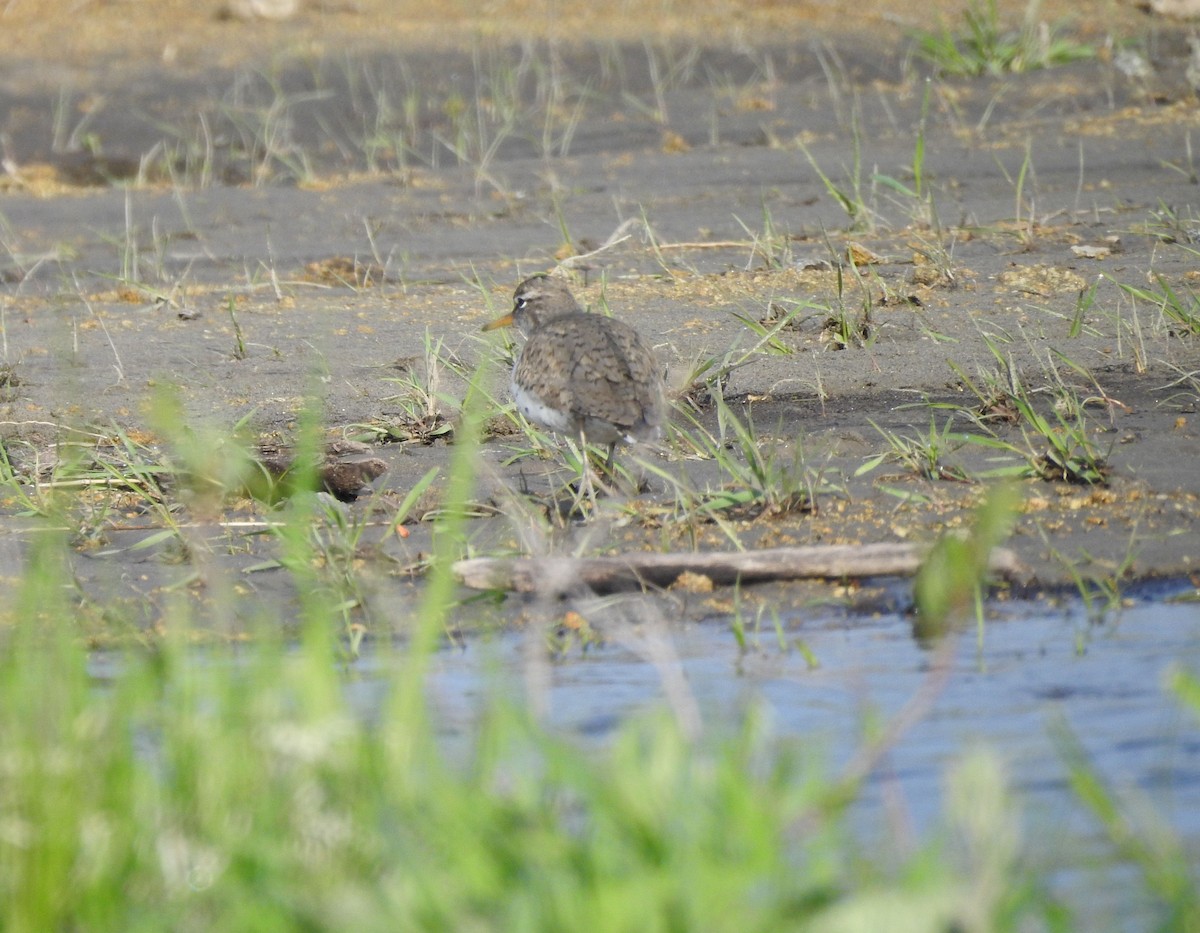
452;543;1029;595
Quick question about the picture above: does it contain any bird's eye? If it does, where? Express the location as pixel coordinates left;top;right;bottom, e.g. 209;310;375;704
515;297;528;308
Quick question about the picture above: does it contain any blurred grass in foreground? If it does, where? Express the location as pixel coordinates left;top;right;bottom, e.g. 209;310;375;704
0;585;1045;932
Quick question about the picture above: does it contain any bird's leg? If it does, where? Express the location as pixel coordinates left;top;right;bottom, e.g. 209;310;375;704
600;441;641;495
602;442;617;474
591;441;625;497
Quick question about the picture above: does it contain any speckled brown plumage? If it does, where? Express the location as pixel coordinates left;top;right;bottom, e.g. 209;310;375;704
484;274;665;459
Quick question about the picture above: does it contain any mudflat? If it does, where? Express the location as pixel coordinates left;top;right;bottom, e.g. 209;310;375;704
1;0;1199;630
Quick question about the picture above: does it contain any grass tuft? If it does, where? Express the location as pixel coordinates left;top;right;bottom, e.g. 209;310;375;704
912;0;1095;78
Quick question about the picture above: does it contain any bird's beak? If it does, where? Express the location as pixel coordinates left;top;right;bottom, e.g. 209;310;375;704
481;312;514;332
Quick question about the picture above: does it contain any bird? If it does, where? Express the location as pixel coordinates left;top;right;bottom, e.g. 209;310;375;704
483;273;666;500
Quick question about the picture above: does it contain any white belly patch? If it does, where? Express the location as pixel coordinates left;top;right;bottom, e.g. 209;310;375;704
513;382;576;434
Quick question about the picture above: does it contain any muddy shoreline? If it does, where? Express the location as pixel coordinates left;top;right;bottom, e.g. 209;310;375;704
2;3;1200;630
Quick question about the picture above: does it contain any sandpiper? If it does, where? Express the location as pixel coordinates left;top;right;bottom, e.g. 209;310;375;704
483;273;665;499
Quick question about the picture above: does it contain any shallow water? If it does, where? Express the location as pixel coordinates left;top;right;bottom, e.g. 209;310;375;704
341;583;1200;925
364;587;1200;820
86;584;1200;924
